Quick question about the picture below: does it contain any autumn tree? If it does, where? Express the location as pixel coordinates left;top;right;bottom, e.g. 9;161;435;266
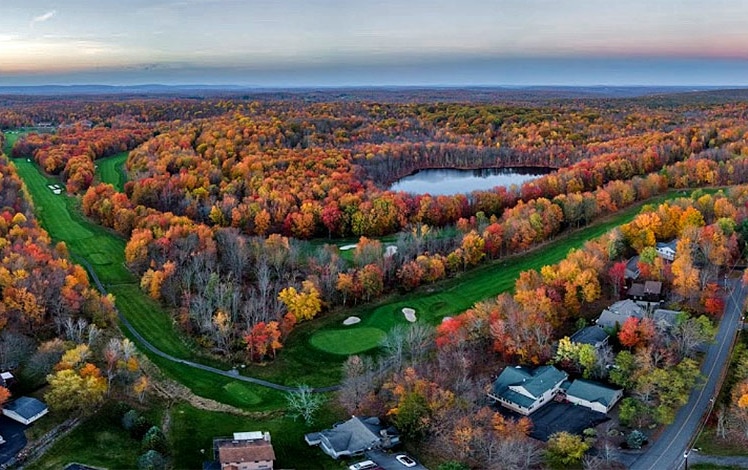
545;432;590;468
278;280;322;322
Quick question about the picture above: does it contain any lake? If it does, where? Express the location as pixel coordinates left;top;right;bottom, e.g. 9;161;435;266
389;167;553;196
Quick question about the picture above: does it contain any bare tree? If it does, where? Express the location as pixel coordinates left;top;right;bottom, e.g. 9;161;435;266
404;323;435;366
380;325;407;371
0;331;35;371
338;355;378;414
286;384;324;425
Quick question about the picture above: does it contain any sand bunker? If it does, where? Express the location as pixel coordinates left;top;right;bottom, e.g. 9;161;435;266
343;316;361;326
402;308;417;322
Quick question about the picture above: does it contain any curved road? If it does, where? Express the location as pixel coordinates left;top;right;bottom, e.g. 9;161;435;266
76;256;340;394
630;277;745;470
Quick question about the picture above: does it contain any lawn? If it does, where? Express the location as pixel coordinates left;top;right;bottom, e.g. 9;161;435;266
13;158;292;409
310;327;388;355
96;151;129;191
13;158;132;285
168;402;344;469
25;402;163;470
304;190;690;357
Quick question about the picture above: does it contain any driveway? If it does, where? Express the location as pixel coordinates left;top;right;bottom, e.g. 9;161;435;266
630;278;746;470
366;449;429;470
0;416;28;465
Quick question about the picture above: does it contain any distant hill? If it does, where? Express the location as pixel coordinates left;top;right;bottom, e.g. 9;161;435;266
0;84;746;103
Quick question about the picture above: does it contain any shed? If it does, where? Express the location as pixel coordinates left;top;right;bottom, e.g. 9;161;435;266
2;396;49;425
565;379;623;414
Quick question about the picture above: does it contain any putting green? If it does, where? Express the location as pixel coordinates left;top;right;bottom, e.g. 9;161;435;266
309;327;387;355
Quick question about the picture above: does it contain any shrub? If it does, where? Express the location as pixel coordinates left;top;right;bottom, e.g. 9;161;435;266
142;426;168;454
627;430;646;449
137;450;166;470
131;415;152;440
122;409;140;430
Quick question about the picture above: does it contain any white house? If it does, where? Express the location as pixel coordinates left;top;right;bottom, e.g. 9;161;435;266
2;396;48;425
488;365;568;415
564;379;623;414
656;240;677;261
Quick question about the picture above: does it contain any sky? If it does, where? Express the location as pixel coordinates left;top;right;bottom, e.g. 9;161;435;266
1;0;748;87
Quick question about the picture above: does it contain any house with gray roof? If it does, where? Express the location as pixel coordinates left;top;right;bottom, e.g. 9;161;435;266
656;240;678;261
596;299;645;330
625;256;641;281
304;416;399;459
569;326;609;349
627;280;663;303
564;379;623;414
2;396;48;425
488;365;568;415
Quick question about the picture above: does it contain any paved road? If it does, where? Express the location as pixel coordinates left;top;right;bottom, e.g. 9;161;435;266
630;278;746;470
76;256;340;394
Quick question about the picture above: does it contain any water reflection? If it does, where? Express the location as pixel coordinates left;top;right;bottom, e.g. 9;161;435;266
389;167;552;196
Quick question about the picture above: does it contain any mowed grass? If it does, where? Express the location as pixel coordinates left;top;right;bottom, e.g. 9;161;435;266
13;158;132;284
169;402;343;470
96;151;129;191
305;190;697;356
13;158;289;409
310;327;388;355
25;402;162;470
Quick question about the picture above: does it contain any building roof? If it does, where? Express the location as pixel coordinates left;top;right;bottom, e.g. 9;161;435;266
307;416;396;456
644;281;662;296
597;299;645;329
628;283;645;297
4;397;47;419
656;240;677;252
492;365;567;405
217;439;276;463
625;256;641;280
565;379;622;407
651;308;681;329
569;326;609;346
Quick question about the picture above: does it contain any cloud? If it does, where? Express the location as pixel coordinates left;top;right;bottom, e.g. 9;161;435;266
30;10;56;27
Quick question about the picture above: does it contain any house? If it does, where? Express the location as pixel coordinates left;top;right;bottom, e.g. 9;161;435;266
656;240;678;261
213;431;275;470
488;365;568;415
2;396;48;425
0;371;14;388
627;280;663;303
569;326;609;349
596;299;645;330
625;256;641;281
650;308;682;331
564;379;623;414
304;416;400;459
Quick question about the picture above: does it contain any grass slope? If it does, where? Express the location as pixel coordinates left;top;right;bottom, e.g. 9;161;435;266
13;158;287;410
168;403;342;469
95;151;129;191
305;191;685;355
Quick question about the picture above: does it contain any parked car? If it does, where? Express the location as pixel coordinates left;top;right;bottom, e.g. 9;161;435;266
395;454;417;467
349;460;379;470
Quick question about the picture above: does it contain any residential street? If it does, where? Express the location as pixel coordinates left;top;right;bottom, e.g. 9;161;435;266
630;278;746;470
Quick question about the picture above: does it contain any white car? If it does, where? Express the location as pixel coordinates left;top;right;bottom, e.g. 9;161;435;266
349;460;378;470
396;454;417;467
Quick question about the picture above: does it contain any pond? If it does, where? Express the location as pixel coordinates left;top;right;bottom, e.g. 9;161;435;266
389;167;553;196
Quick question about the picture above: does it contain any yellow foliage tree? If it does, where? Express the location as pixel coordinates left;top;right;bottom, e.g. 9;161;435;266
278;280;322;322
